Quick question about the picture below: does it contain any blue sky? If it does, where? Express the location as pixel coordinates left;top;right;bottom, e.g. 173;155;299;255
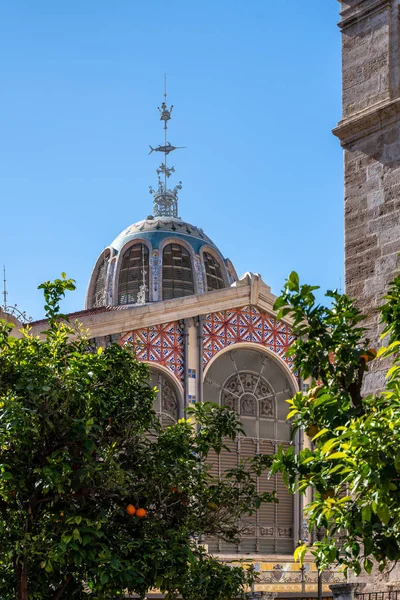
0;1;343;320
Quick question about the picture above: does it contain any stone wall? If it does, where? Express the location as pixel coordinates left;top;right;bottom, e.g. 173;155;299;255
334;0;400;394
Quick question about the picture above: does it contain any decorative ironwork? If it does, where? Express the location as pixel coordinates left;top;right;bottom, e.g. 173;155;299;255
2;266;32;324
149;76;185;218
220;370;276;419
93;253;109;307
135;247;148;305
161;377;179;417
2;304;32;324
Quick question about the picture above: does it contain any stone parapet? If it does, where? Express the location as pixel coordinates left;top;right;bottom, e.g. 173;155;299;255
330;583;366;600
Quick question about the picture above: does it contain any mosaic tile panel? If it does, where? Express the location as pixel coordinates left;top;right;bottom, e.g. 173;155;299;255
223;560;343;595
202;305;295;371
120;322;184;381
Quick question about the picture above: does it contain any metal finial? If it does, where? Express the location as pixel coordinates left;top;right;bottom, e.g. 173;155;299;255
149;78;185;218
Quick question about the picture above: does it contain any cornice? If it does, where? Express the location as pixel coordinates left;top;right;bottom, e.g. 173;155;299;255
333;97;400;146
338;0;391;30
26;277;293;341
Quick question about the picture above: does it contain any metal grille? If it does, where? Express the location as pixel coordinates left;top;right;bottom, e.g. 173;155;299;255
149;369;179;426
204;252;225;291
162;243;194;299
118;244;149;305
93;253;109;307
357;593;400;600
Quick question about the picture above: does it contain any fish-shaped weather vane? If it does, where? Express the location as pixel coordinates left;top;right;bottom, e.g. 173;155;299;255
149;77;185;218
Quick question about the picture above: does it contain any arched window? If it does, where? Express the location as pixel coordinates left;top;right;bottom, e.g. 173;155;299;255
203;348;295;555
149;369;180;426
92;253;109;307
118;244;149;305
162;243;194;300
203;252;225;291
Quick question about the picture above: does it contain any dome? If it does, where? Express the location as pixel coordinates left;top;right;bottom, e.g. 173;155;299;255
85;91;239;309
85;215;238;309
111;216;219;253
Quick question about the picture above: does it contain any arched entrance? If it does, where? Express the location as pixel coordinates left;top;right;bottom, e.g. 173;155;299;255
203;345;297;554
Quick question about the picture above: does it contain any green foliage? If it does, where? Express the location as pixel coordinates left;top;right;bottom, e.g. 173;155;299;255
381;273;400;344
0;276;273;599
272;271;400;575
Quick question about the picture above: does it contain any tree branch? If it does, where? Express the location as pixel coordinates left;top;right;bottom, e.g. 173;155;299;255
52;574;72;600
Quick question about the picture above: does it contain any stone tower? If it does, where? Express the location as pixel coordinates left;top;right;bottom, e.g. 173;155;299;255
334;0;400;392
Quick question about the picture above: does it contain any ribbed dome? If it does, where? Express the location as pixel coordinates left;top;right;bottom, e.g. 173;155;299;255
111;216;219;253
85;216;237;309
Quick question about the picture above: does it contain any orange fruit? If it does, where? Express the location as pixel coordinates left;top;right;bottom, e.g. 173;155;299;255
360;348;377;363
136;508;146;518
306;425;319;439
321;489;334;500
126;504;136;516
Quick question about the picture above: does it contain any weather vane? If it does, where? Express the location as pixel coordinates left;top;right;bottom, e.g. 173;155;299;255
149;76;185;217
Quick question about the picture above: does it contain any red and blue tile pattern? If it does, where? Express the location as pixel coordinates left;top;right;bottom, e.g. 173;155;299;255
202;305;295;371
120;322;184;381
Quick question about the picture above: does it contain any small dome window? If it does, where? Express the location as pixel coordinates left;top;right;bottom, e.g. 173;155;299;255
204;252;225;291
118;244;149;305
92;253;110;307
162;243;194;300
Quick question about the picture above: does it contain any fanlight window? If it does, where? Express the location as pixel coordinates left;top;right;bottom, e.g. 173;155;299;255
204;252;225;291
162;243;194;300
149;369;180;426
118;244;149;305
92;253;109;307
203;348;294;555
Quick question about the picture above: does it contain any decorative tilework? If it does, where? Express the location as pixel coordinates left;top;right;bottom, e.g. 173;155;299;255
149;250;161;301
222;560;343;595
202;305;295;371
194;256;204;293
188;369;196;399
120;322;184;381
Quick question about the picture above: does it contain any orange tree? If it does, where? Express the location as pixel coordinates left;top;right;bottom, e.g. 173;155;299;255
0;275;274;600
272;271;400;576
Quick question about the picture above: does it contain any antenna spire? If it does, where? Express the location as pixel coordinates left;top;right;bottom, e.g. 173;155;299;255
3;265;7;311
149;77;184;217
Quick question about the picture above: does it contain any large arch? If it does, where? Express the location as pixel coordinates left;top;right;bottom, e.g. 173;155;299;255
203;342;298;394
203;344;298;555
